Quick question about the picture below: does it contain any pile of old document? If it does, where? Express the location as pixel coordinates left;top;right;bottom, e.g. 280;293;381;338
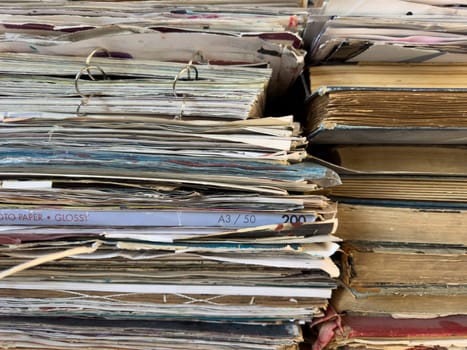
0;51;340;350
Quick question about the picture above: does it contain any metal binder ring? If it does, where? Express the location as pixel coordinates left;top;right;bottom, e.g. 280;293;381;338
175;96;186;120
172;60;199;97
85;47;111;81
74;65;107;99
76;98;89;117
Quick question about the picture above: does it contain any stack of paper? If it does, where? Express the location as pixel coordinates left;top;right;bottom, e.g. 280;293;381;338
309;1;467;64
305;63;467;144
0;50;341;349
303;62;467;202
306;65;467;322
0;52;271;118
305;3;467;350
320;0;467;16
0;317;306;350
0;0;314;96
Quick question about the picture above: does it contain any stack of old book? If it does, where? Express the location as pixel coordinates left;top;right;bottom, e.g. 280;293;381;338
0;35;341;350
305;1;467;349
